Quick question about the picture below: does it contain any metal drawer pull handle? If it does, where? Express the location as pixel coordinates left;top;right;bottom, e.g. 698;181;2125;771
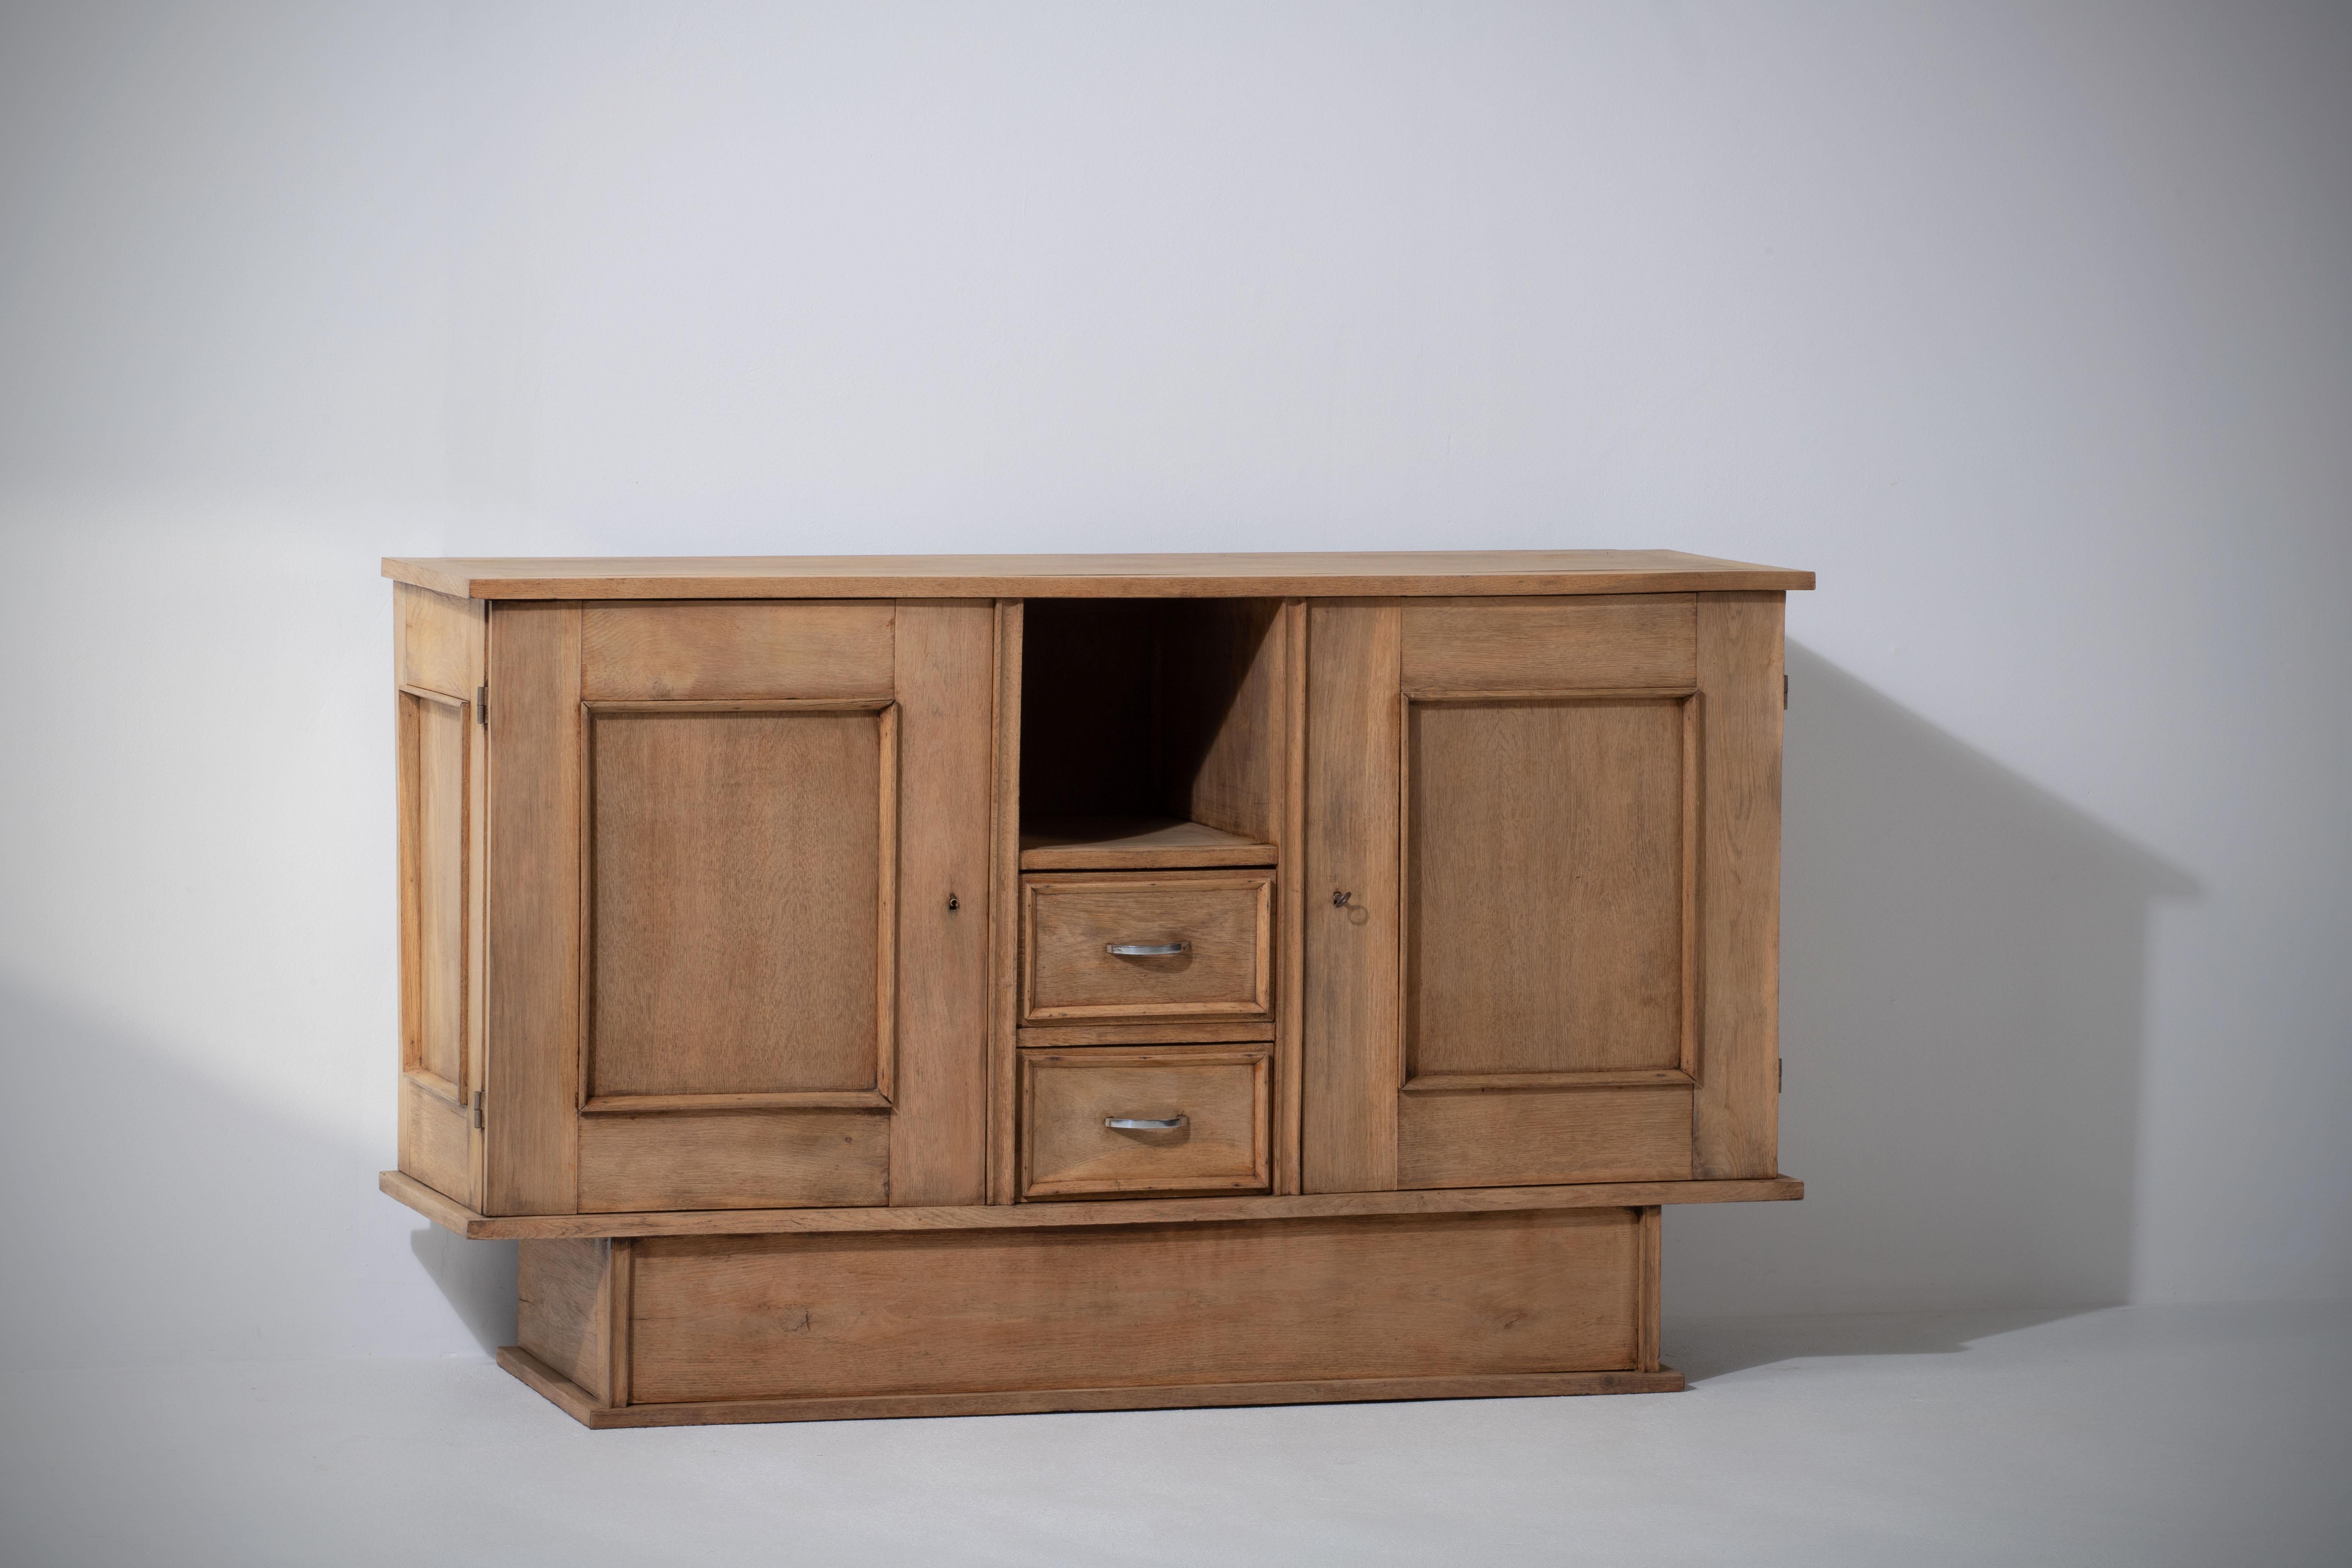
1105;941;1188;956
1105;1115;1187;1130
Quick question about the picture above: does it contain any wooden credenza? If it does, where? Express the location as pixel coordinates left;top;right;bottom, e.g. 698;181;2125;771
379;551;1811;1427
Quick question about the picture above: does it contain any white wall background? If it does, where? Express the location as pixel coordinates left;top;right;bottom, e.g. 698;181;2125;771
1;0;2346;1369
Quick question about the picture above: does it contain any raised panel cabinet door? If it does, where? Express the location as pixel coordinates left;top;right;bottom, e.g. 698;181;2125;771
485;599;994;1215
1304;595;1784;1191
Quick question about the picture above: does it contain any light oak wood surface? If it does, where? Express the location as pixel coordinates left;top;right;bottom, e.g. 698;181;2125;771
499;1344;1683;1428
1301;600;1403;1193
381;1166;1802;1240
625;1210;1643;1404
580;600;894;700
1019;1045;1271;1198
518;1239;612;1404
986;601;1024;1205
1020;870;1274;1024
385;550;1814;600
1017;815;1275;871
387;551;1807;1426
577;1111;890;1213
1274;598;1309;1196
1396;1086;1696;1187
393;585;485;1207
1694;592;1786;1179
585;704;887;1099
1401;594;1697;692
1405;694;1688;1078
887;600;994;1207
484;601;582;1215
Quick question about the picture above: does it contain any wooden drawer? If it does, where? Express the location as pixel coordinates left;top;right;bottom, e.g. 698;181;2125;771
1020;870;1273;1024
1019;1045;1270;1199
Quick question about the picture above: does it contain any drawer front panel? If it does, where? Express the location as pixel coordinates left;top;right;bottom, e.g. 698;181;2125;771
1020;1046;1270;1199
1021;871;1273;1023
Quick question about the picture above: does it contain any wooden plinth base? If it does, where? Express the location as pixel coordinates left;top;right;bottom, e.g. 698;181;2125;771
500;1344;1684;1428
502;1205;1676;1429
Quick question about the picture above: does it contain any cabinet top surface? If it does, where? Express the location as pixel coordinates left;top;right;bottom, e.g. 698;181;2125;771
383;550;1813;600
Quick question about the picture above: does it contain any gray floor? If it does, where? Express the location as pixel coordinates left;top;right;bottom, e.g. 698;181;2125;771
2;1303;2345;1567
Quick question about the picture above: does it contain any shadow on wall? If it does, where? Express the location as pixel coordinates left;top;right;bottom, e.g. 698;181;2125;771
1666;643;2196;1324
0;977;515;1371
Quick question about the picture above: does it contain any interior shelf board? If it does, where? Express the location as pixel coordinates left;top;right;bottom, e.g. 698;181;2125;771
1018;815;1277;871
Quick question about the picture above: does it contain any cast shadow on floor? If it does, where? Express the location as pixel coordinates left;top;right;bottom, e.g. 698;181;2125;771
0;975;517;1366
409;1227;518;1354
1663;1306;2104;1381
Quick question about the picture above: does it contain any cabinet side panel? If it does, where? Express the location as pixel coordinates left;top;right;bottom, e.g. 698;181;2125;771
393;583;485;1205
1301;601;1401;1193
1693;592;1784;1178
487;602;583;1214
890;600;994;1205
518;1239;610;1405
629;1210;1639;1403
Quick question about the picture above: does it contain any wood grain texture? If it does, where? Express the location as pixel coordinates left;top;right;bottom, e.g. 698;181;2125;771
607;1238;634;1407
498;1345;1683;1429
383;1166;1802;1240
1020;1046;1270;1198
1157;597;1285;841
398;690;470;1094
517;1239;611;1404
485;601;581;1215
1637;1205;1662;1373
1275;598;1308;1196
579;600;893;700
577;1112;890;1213
385;550;1816;601
1017;1021;1274;1046
397;1074;472;1204
988;601;1023;1204
394;581;485;695
888;600;994;1207
1301;601;1401;1193
1017;816;1274;871
1020;871;1273;1024
626;1209;1642;1404
1405;696;1687;1077
1694;592;1786;1179
585;705;887;1099
1397;1087;1695;1188
394;584;486;1207
1401;595;1697;691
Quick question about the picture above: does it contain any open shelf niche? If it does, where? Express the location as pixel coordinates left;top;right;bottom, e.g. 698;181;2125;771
1017;599;1286;872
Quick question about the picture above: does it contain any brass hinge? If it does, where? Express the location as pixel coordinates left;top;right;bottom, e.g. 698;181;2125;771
1777;1058;1784;1091
1782;674;1789;709
475;685;488;726
471;1090;484;1130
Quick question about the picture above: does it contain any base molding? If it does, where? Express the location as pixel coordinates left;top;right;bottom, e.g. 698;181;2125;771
382;1166;1801;1239
503;1205;1675;1429
499;1346;1685;1429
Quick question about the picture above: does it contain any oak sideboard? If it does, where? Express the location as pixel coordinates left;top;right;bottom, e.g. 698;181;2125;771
378;550;1812;1428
